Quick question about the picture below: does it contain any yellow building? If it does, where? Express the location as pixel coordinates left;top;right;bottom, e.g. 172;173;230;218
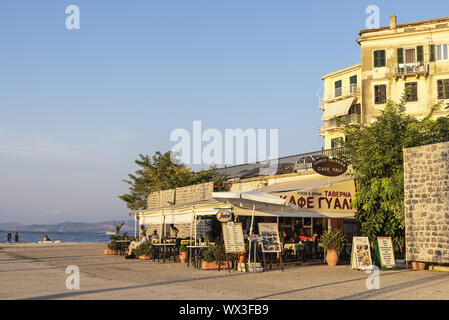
320;15;449;148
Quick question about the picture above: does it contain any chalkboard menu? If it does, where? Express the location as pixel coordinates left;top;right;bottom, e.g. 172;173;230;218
376;237;396;270
222;222;245;253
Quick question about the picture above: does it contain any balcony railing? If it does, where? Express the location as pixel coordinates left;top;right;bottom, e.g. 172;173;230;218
393;63;429;77
323;113;361;130
211;148;344;180
320;84;360;105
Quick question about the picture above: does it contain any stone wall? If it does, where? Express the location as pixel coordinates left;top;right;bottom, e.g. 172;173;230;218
147;182;213;208
404;141;449;263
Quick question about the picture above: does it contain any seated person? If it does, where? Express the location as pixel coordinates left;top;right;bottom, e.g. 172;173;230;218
43;235;51;242
127;232;148;256
282;229;291;243
150;230;159;243
298;229;312;242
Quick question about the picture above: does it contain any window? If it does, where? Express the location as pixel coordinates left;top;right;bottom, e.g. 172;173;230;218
373;50;386;67
374;85;387;104
437;44;448;61
405;82;418;102
437;79;449;99
335;80;342;97
348;104;361;115
349;75;357;92
331;137;344;149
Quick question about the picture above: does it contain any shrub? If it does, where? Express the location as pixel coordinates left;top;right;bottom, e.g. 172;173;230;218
134;242;153;256
319;229;346;252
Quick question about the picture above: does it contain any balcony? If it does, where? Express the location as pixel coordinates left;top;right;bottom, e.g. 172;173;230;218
393;63;429;78
323;113;361;131
319;84;360;107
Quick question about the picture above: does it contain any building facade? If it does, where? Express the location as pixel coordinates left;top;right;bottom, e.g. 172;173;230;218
320;15;449;148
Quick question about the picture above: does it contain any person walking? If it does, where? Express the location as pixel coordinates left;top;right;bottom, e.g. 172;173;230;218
7;232;12;243
14;232;19;243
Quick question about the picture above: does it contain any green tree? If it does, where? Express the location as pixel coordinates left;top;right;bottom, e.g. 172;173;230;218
119;151;225;211
340;93;449;253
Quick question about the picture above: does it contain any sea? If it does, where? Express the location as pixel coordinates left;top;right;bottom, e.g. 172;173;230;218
0;231;112;244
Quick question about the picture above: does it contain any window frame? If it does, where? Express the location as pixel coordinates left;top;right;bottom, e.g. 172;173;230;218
405;82;418;102
373;50;386;68
437;79;449;100
436;44;449;61
374;84;387;104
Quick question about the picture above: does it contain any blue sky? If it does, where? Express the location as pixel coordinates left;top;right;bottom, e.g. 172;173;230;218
1;1;448;224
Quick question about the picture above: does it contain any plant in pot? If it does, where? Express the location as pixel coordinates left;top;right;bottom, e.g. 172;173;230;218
320;229;346;266
135;242;153;260
106;240;119;255
201;245;228;270
179;245;188;263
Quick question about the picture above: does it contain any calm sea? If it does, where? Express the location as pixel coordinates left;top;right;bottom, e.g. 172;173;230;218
0;231;112;243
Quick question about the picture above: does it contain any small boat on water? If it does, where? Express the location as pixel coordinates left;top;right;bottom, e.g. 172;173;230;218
105;221;115;235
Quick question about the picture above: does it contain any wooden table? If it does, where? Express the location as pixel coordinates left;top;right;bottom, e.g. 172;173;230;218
116;240;132;255
153;243;176;263
187;245;210;269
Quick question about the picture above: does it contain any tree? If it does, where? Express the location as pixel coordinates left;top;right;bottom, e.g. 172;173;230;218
112;221;125;236
119;151;225;211
339;93;449;253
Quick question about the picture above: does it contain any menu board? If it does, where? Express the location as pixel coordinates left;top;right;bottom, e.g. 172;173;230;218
350;237;372;270
376;237;396;270
258;223;282;253
222;222;245;253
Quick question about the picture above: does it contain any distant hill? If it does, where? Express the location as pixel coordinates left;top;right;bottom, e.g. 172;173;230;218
0;221;134;233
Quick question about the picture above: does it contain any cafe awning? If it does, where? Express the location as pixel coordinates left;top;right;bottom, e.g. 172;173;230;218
212;190;287;206
321;97;354;120
261;173;352;193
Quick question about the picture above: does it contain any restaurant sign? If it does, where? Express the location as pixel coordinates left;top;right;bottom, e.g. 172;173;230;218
216;210;232;223
312;157;347;177
274;180;356;215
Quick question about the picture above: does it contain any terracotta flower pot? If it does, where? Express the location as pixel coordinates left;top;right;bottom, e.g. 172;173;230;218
138;255;151;260
179;251;188;263
114;250;122;255
104;249;115;255
326;249;339;266
201;261;230;270
412;261;426;270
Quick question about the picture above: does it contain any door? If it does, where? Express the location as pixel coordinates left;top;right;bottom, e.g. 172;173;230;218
405;48;416;73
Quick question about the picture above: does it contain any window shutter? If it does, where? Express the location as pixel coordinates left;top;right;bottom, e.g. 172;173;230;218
430;44;435;62
380;50;386;66
417;46;424;63
397;48;404;64
438;80;443;99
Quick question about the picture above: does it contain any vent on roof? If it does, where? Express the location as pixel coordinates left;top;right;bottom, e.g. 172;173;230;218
404;27;416;32
436;23;448;29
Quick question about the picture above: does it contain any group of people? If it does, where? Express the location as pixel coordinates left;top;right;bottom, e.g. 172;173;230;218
282;229;319;243
6;232;19;243
126;229;161;256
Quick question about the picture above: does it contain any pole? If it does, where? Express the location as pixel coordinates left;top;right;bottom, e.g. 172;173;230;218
248;203;256;270
134;212;137;238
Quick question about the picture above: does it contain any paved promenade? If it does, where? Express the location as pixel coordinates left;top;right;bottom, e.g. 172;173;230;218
1;243;449;300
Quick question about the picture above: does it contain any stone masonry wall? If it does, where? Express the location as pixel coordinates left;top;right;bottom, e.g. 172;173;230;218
404;141;449;263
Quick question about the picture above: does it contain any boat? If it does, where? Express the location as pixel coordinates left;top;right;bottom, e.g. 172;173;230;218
105;221;115;235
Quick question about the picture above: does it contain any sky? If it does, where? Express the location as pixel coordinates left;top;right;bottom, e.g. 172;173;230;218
1;0;448;224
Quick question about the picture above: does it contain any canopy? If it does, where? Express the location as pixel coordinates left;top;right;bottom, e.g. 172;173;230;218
212;190;287;206
321;97;354;120
261;174;352;193
233;206;355;218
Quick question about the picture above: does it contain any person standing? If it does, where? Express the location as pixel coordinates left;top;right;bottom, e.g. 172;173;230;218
7;232;12;243
14;232;19;243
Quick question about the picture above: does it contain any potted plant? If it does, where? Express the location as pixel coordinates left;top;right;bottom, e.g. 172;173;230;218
411;261;426;270
320;229;346;266
179;245;188;263
105;240;120;255
201;245;229;270
135;243;153;260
